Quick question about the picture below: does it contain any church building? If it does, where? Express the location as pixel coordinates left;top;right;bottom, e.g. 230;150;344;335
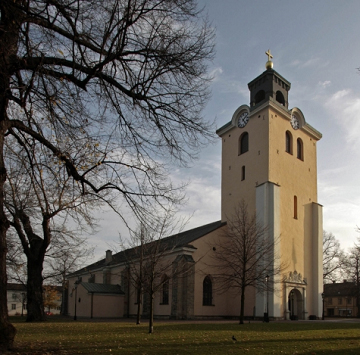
66;52;323;320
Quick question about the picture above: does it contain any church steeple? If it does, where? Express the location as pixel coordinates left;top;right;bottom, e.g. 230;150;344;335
247;50;291;111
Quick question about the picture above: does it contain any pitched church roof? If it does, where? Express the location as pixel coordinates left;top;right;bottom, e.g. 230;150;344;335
69;220;225;277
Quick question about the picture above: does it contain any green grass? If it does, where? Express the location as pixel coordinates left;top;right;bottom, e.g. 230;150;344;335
9;317;360;354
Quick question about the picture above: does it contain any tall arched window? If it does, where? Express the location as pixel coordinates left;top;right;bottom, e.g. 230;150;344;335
161;275;169;305
203;276;213;306
239;132;249;155
297;138;303;161
294;195;298;219
285;131;292;154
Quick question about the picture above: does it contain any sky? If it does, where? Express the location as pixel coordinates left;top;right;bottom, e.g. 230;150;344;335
89;0;360;259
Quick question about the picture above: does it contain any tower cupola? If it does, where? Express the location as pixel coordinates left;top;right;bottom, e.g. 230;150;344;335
248;50;291;111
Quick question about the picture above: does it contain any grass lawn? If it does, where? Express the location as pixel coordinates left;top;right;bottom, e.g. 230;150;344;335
8;317;360;355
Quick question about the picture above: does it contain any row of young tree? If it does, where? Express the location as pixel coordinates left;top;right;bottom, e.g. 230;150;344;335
0;0;216;351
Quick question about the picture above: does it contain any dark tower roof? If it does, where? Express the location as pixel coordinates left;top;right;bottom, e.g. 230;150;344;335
247;52;291;112
248;68;291;111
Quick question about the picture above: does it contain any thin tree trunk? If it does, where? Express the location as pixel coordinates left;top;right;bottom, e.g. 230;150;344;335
137;228;144;324
136;289;141;325
239;285;245;324
149;292;154;334
149;276;154;334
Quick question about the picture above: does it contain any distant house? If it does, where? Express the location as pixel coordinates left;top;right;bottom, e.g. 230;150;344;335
7;283;27;316
323;281;358;317
7;283;63;316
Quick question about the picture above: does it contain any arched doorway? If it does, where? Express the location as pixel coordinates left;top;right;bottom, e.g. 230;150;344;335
288;289;303;320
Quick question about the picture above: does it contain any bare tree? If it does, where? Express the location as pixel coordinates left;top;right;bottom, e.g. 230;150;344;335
121;226;145;325
44;234;94;286
0;0;215;349
121;211;191;333
209;200;284;324
6;230;27;285
323;231;345;283
5;136;100;322
342;238;360;317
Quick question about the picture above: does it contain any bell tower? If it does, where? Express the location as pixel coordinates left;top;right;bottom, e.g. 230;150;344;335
248;50;291;110
216;51;323;320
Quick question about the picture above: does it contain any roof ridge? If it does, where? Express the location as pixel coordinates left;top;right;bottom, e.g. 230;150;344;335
67;220;224;277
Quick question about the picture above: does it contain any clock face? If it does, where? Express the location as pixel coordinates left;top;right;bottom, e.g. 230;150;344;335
238;112;249;128
290;115;300;130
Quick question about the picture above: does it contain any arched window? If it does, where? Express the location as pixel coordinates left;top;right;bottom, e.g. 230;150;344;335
203;276;213;306
241;166;245;181
276;91;285;105
161;275;169;305
285;131;292;154
294;195;298;219
297;138;303;161
239;132;249;155
254;90;265;105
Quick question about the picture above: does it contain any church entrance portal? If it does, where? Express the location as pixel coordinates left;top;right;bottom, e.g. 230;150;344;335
288;289;303;320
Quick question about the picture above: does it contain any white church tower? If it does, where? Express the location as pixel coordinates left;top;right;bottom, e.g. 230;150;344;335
216;51;323;319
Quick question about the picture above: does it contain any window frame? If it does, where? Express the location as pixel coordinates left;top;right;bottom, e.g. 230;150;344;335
297;138;303;161
239;132;249;155
241;166;245;181
285;131;293;154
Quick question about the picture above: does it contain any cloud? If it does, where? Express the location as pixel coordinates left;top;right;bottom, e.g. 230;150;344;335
209;66;223;82
318;80;331;88
324;89;360;151
301;57;321;68
289;60;301;67
289;57;329;70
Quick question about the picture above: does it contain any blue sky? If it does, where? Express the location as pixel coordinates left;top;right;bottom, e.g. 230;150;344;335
90;0;360;258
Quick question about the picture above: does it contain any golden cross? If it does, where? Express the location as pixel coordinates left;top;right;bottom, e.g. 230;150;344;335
265;49;273;61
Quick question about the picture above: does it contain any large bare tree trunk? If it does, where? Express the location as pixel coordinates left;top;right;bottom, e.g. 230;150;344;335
0;67;16;354
0;199;16;350
26;256;45;321
0;2;22;348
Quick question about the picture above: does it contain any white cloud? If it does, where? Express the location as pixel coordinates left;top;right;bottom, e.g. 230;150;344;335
324;89;360;151
209;66;223;82
301;57;321;68
318;80;331;88
289;60;301;67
